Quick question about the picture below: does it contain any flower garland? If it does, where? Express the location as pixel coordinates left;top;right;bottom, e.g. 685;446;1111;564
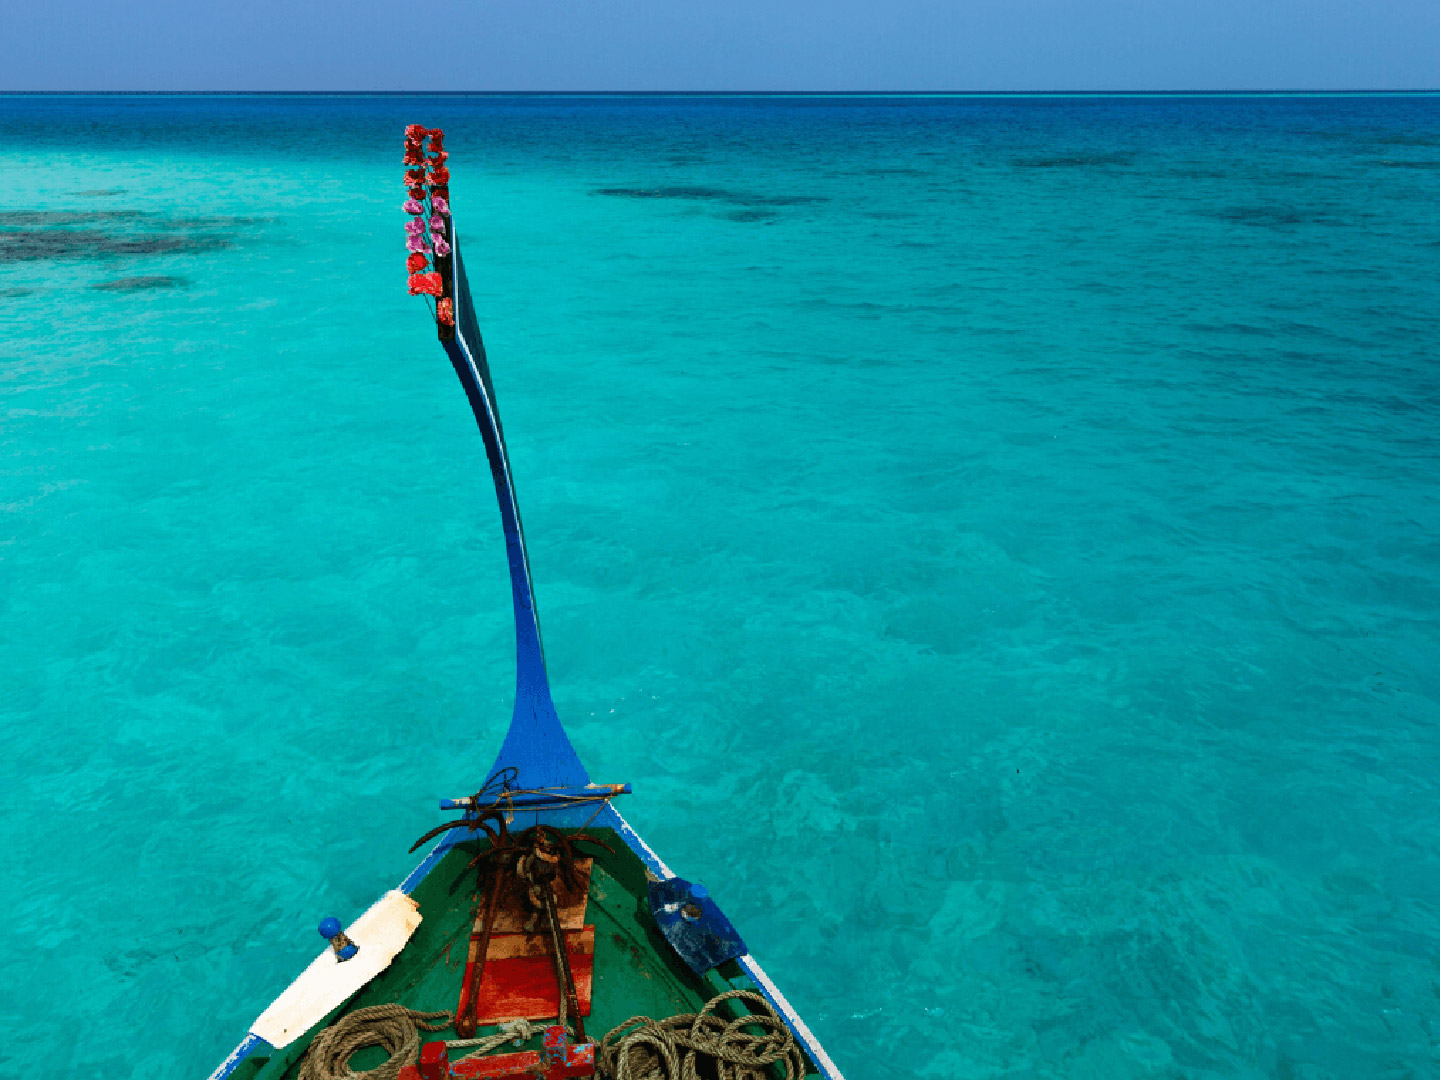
403;124;455;337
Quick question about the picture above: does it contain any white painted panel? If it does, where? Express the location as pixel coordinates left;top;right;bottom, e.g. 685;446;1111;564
252;891;423;1048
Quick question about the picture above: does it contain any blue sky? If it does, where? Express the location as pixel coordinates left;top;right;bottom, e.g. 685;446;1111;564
2;0;1437;91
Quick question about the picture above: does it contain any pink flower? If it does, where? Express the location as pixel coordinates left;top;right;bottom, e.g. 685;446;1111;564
430;196;449;215
406;234;431;254
403;198;425;215
433;237;451;256
404;218;425;235
429;215;445;232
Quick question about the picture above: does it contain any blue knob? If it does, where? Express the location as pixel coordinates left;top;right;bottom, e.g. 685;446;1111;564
319;917;359;960
689;883;709;900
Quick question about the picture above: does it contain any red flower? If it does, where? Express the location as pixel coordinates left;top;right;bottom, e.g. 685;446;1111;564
437;297;455;325
408;186;426;201
405;124;426;141
430;186;449;202
430;167;450;186
404;169;426;186
427;128;444;142
408;271;444;297
407;252;428;273
404;147;425;165
429;150;449;166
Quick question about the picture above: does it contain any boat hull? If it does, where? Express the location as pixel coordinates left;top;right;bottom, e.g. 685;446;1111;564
210;810;842;1080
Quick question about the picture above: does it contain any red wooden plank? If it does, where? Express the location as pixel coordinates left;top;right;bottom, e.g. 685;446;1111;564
471;927;595;1023
449;1049;543;1079
447;1047;594;1080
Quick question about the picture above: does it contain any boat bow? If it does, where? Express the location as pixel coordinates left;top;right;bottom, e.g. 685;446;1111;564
205;126;845;1080
438;232;592;802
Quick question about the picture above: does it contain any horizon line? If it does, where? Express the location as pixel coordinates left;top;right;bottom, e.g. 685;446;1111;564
2;89;1438;97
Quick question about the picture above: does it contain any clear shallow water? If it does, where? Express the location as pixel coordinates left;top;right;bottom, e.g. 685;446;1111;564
2;94;1439;1078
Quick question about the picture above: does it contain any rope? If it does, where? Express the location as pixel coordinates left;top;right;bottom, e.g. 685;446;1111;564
448;1018;538;1061
513;832;584;1039
545;888;570;1033
297;1004;451;1080
596;990;805;1080
296;985;801;1080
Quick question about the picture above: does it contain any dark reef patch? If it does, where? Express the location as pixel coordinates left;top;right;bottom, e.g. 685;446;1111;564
592;185;826;208
0;229;231;262
1373;160;1440;170
75;188;127;197
1166;166;1230;180
1213;205;1337;228
0;211;146;226
0;286;35;298
91;275;187;291
0;207;236;263
1370;133;1440;148
750;194;827;206
0;208;247;265
1011;152;1137;168
166;215;271;228
595;185;728;200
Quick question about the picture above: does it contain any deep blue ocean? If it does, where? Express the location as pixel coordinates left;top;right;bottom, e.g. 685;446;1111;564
2;94;1438;1079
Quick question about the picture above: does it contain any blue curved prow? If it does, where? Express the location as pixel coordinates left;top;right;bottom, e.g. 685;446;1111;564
440;226;591;799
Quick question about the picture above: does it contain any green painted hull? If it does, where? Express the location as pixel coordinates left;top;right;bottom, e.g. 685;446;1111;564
230;829;815;1080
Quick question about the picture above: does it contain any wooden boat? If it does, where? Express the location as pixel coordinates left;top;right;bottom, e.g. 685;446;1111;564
207;126;844;1080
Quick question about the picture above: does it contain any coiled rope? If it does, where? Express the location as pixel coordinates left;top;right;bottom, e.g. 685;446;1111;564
297;1004;451;1080
296;980;800;1080
596;990;805;1080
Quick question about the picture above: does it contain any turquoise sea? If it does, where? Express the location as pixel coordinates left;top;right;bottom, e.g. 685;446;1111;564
2;94;1438;1079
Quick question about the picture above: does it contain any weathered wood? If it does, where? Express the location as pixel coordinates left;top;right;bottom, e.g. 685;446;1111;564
488;858;592;933
472;927;596;1022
